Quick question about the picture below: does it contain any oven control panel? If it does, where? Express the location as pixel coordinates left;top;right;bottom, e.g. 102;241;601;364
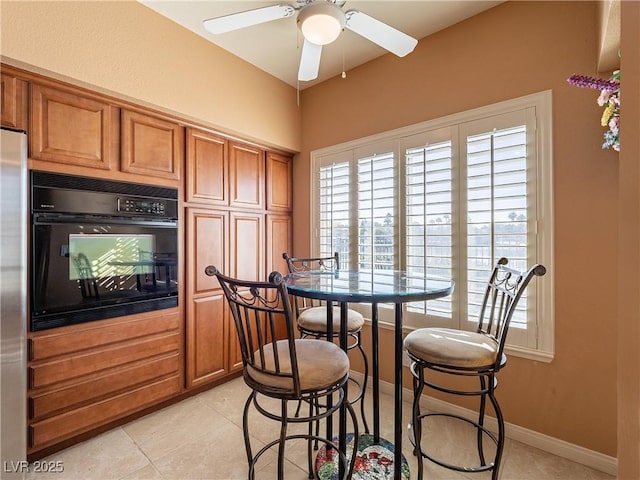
118;197;168;215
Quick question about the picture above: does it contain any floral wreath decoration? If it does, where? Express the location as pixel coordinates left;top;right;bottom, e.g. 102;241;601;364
567;69;620;151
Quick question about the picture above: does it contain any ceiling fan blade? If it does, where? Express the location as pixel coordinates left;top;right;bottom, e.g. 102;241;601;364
345;10;418;57
203;4;295;35
298;39;322;81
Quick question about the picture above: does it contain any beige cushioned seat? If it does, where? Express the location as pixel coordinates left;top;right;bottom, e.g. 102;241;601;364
297;306;365;334
404;328;498;369
247;339;350;392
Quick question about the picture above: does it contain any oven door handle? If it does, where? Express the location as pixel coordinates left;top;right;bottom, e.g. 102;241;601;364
32;214;177;228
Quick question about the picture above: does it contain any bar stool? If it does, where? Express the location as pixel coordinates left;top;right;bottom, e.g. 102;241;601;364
404;257;546;480
205;267;359;479
283;252;370;433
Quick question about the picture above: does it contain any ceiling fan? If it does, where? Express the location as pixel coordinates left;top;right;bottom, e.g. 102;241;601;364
203;0;418;82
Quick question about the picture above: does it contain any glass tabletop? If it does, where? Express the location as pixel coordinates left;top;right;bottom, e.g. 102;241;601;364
284;269;454;303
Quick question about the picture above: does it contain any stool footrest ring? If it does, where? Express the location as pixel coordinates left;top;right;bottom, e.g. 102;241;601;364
408;412;498;474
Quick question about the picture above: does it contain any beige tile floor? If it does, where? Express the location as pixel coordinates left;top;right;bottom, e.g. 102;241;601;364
26;377;614;480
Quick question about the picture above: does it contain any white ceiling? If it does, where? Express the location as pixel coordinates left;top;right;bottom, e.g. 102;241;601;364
139;1;503;89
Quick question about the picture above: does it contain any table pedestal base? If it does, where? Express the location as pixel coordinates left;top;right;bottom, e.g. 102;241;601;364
315;433;410;479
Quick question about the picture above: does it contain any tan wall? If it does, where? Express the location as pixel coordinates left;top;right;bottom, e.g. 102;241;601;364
296;1;619;456
617;1;640;478
0;0;301;152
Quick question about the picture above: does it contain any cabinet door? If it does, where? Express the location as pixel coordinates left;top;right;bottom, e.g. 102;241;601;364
229;141;264;210
1;72;27;130
266;214;292;276
228;318;244;373
121;110;183;180
30;84;118;170
186;128;228;205
266;214;293;341
266;151;293;212
230;211;264;281
185;208;229;388
187;295;228;387
187;208;228;295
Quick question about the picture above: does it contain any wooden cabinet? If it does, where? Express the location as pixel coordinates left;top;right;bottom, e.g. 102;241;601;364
30;83;119;170
185;128;228;205
27;311;181;452
1;72;28;130
229;141;264;210
185;208;230;388
1;63;297;460
27;77;184;182
121;109;183;180
184;144;293;384
266;152;293;212
230;211;264;281
266;214;292;275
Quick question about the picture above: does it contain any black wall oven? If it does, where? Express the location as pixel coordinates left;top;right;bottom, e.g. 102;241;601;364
31;171;179;331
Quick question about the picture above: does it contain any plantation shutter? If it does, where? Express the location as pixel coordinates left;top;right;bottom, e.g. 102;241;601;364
401;128;454;324
460;109;538;346
356;148;396;271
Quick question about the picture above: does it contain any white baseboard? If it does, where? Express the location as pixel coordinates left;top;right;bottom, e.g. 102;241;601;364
349;370;617;477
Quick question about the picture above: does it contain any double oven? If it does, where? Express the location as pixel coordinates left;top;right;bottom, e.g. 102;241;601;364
30;171;179;331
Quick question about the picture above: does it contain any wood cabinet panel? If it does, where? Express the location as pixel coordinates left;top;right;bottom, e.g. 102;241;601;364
266;214;292;276
30;333;180;389
1;72;27;130
186;128;228;205
27;310;183;454
121;109;183;180
29;375;181;448
29;312;179;362
186;295;228;387
187;208;228;295
30;84;117;170
30;353;179;420
228;323;244;373
230;211;264;281
185;208;231;388
266;152;293;211
229;141;264;210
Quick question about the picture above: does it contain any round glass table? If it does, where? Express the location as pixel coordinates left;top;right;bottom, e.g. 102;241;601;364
285;270;454;479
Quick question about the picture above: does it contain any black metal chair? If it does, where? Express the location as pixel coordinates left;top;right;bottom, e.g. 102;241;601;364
282;252;370;434
404;257;546;480
205;266;358;479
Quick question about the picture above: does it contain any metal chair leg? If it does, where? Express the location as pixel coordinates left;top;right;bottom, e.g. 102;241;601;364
355;331;370;433
243;392;256;479
478;375;488;466
412;366;426;480
278;400;287;479
488;380;505;480
307;397;315;479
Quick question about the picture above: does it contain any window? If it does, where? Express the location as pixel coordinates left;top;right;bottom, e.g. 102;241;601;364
311;91;554;360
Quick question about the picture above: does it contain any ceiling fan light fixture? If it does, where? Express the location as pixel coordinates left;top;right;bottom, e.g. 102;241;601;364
298;2;345;46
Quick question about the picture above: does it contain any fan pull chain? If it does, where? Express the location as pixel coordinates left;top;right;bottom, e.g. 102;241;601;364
341;29;347;79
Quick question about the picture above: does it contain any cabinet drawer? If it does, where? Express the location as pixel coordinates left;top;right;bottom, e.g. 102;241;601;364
30;333;180;389
29;312;180;362
30;353;179;420
29;375;181;448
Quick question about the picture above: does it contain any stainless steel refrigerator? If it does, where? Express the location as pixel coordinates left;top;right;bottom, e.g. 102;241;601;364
0;127;27;479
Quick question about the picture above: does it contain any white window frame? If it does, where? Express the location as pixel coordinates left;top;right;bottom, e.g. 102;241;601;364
310;91;554;362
